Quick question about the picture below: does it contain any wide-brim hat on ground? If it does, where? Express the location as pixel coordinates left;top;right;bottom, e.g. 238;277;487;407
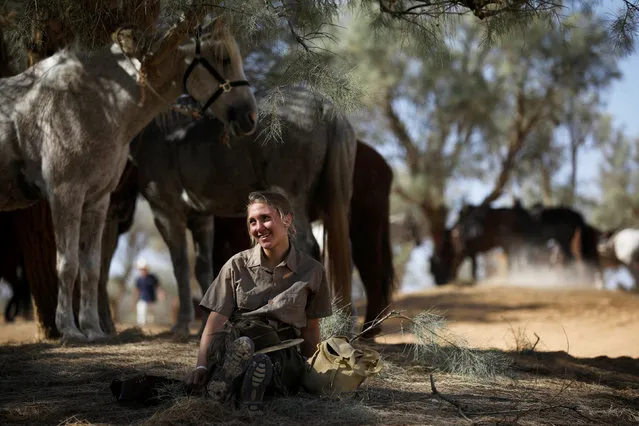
232;319;304;354
256;338;305;354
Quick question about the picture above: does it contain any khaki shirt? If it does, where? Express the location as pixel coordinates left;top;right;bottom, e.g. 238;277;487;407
200;243;332;329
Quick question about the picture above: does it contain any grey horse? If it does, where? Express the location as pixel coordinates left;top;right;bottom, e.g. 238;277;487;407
131;86;356;334
0;12;258;343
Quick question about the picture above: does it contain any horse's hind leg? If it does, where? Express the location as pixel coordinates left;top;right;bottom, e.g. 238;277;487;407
77;195;110;341
50;194;86;342
153;212;192;335
189;214;214;336
351;220;383;335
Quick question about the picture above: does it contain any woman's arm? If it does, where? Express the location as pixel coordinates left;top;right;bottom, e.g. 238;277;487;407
183;311;229;388
300;318;320;358
195;311;229;366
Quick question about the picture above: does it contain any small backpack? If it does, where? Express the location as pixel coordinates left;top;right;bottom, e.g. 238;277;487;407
302;336;382;394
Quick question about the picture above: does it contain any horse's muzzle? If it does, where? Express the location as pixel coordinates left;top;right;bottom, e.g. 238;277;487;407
228;105;258;136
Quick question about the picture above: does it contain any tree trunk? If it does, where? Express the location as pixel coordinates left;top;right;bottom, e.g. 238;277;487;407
421;202;448;247
568;142;578;206
540;165;553;206
11;202;60;339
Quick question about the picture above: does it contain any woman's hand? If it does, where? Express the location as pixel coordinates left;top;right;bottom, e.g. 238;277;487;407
184;311;229;392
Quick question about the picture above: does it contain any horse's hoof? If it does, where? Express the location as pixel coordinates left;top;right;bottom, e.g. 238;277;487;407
60;328;88;344
84;329;108;342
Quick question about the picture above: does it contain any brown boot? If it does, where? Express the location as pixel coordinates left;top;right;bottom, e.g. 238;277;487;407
206;336;254;401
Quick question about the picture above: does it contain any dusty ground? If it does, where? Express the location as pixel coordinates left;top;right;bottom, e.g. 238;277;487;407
0;284;638;425
377;283;639;358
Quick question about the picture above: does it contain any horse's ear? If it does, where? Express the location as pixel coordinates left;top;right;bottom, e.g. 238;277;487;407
201;16;228;40
198;16;217;35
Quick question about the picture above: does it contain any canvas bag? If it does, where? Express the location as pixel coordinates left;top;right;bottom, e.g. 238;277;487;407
302;336;382;394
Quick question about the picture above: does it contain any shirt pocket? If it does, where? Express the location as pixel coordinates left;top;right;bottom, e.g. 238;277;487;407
276;282;310;313
234;277;261;311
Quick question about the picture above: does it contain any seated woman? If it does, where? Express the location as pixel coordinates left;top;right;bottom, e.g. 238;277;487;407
183;189;332;411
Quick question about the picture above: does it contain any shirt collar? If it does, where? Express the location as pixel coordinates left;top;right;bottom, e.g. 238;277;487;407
247;241;298;273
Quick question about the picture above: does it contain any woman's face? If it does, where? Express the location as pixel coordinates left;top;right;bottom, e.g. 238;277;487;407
247;202;291;251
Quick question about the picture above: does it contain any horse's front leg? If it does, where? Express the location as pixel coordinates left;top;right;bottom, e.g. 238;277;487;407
153;212;191;335
50;193;85;342
189;214;214;336
77;195;110;341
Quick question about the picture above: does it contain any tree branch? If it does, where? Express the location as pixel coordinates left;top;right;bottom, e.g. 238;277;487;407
449;123;472;169
430;374;472;422
394;184;424;207
384;88;421;174
480;84;529;206
521;87;555;135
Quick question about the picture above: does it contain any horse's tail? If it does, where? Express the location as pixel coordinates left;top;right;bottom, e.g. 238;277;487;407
580;224;601;265
319;112;356;308
570;226;583;263
379;159;397;310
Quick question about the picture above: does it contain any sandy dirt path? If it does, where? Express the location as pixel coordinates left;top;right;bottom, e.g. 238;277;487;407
371;283;639;358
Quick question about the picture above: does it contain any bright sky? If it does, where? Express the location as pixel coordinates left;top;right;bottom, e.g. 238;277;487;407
458;1;639;208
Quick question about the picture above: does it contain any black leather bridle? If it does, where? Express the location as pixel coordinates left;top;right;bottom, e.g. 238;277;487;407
182;26;250;115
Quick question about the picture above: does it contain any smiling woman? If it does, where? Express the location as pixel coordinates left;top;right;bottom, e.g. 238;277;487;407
246;190;296;263
183;189;332;413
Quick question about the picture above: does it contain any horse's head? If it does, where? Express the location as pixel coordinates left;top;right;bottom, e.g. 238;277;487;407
458;204;489;242
180;19;258;136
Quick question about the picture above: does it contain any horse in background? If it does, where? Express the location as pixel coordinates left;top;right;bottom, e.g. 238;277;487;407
527;204;602;283
529;204;595;264
211;141;396;336
598;228;639;290
133;85;356;334
430;201;538;285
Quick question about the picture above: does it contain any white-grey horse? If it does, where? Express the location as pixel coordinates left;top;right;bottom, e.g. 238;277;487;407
0;10;258;342
598;228;639;290
131;86;356;334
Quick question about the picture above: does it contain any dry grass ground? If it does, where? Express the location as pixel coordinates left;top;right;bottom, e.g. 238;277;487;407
1;284;638;425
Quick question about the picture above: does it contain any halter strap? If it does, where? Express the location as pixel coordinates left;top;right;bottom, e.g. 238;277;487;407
182;26;250;116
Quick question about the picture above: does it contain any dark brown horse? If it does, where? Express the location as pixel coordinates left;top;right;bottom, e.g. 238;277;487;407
528;204;600;268
527;205;603;285
431;200;604;285
212;141;396;336
430;201;537;285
